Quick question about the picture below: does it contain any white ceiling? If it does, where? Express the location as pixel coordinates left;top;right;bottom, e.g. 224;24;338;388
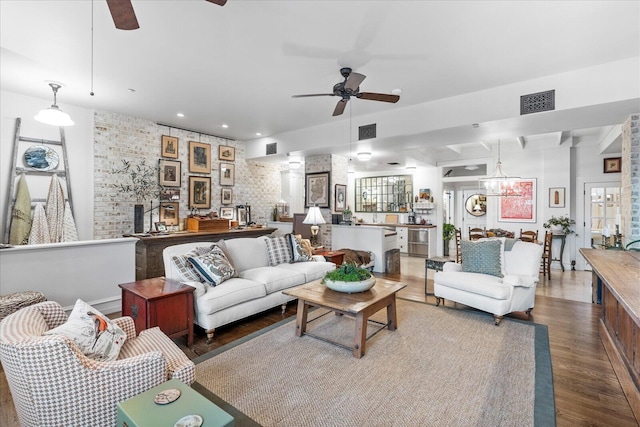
1;1;639;170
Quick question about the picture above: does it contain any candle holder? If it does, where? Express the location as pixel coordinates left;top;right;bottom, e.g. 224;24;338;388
614;224;623;249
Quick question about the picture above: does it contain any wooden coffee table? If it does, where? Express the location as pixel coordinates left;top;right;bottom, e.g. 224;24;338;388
283;279;406;358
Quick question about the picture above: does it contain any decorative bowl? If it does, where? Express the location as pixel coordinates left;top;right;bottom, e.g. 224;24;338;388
323;276;376;293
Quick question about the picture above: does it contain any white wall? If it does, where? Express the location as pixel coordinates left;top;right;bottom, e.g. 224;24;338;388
1;90;95;241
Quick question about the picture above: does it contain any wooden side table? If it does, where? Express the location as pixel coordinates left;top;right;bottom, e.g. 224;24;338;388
315;250;345;266
119;277;194;346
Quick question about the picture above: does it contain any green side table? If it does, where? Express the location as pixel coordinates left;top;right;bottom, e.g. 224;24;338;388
117;379;234;427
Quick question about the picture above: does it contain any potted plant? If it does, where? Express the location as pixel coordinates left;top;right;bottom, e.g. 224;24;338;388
342;206;352;222
322;263;375;293
111;159;160;233
543;215;576;235
442;223;456;257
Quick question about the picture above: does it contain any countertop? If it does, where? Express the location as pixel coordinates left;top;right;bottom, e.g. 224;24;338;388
357;223;437;229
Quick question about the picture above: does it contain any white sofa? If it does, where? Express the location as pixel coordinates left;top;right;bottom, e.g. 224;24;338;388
434;238;543;325
163;236;335;342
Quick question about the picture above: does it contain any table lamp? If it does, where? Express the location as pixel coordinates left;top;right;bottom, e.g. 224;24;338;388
303;205;325;246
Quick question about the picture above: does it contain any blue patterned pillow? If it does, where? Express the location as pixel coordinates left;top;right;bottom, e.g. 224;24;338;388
461;240;503;277
188;245;237;286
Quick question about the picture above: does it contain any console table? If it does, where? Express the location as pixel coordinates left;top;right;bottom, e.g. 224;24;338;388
127;227;275;280
580;248;640;423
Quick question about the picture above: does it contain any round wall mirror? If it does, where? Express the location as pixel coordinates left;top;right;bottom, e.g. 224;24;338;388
465;194;487;216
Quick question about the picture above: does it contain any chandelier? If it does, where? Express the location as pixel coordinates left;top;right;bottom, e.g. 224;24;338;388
478;140;521;196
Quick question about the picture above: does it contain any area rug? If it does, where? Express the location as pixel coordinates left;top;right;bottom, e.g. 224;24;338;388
194;299;555;427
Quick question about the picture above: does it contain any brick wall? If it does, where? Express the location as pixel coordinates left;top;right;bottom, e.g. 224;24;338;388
621;113;639;249
93;111;280;239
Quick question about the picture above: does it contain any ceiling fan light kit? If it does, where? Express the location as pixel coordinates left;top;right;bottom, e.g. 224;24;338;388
34;83;74;127
292;67;400;116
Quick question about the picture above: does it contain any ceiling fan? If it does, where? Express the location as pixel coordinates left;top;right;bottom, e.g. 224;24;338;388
106;0;227;30
292;67;400;116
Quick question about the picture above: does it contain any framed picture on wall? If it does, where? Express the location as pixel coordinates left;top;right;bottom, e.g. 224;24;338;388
159;159;181;187
335;184;346;212
161;135;178;159
305;171;330;208
498;178;537;222
603;157;621;173
220;162;235;186
236;206;247;226
548;187;565;208
220;207;234;219
219;145;235;161
159;202;179;226
188;176;211;209
221;188;233;205
189;141;211;173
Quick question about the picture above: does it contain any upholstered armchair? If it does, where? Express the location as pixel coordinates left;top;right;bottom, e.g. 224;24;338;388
0;301;195;427
434;238;543;325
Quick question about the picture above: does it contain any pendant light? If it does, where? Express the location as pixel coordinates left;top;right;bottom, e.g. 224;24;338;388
478;140;520;196
34;83;74;126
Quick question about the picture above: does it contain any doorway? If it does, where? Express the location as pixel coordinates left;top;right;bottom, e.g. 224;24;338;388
583;182;621;268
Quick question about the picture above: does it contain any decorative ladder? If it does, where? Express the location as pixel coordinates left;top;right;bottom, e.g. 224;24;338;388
3;117;74;243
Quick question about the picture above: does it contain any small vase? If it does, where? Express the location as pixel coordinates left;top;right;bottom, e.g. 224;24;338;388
134;204;144;233
443;240;450;257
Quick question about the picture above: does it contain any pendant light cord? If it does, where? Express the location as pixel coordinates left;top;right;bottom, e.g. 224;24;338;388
90;0;95;96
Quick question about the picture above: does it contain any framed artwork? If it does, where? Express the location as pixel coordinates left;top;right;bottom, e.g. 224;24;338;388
335;184;346;212
220;162;235;186
159;202;179;226
161;135;178;159
160;188;180;201
221;188;233;205
236;206;247;226
498;178;537;223
188;176;211;209
189;141;211;173
305;171;330;208
155;222;167;232
549;187;565;208
158;159;181;187
603;157;621;173
220;207;234;219
219;145;235;161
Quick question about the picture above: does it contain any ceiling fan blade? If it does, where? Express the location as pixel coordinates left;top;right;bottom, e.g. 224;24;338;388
292;93;335;98
206;0;228;5
344;72;366;91
333;99;348;116
106;0;139;30
357;92;400;103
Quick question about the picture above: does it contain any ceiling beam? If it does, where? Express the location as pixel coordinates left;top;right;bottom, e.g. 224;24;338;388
478;141;491;152
598;125;622;154
445;144;463;155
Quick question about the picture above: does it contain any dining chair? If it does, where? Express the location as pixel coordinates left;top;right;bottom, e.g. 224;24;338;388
468;227;487;240
540;231;552;280
455;228;462;263
520;229;538;243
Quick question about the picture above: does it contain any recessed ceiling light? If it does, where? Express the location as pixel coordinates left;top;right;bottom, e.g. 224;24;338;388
256;132;262;136
127;88;136;93
392;88;402;95
222;124;229;128
176;113;184;117
472;123;480;128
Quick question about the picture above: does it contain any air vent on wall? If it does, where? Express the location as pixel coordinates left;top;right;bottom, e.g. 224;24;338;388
266;142;277;155
520;90;555;115
387;162;400;165
359;123;376;140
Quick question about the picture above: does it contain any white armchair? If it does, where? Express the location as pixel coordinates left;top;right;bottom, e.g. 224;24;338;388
0;301;195;427
434;239;543;325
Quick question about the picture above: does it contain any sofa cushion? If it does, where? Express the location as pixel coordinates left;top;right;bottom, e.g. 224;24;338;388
196;278;267;315
223;238;270;272
461;240;503;277
277;261;336;282
188;245;237;286
240;266;305;293
435;272;511;300
171;245;215;282
44;299;127;361
289;234;313;262
265;235;293;266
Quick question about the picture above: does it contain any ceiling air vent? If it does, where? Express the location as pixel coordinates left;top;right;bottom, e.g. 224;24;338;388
520;90;555;115
387;162;400;166
266;142;277;155
359;123;376;140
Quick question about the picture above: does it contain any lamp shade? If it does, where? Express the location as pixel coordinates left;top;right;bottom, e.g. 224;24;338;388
34;105;74;126
303;206;325;225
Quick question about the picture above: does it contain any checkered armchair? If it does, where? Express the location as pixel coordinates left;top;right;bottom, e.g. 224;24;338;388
0;301;195;427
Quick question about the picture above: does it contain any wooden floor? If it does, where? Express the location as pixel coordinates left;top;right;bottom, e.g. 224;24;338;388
1;257;637;426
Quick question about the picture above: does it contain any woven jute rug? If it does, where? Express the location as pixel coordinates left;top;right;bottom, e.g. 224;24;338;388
194;299;555;427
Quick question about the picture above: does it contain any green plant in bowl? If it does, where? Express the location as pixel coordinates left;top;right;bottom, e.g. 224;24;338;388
322;263;375;293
